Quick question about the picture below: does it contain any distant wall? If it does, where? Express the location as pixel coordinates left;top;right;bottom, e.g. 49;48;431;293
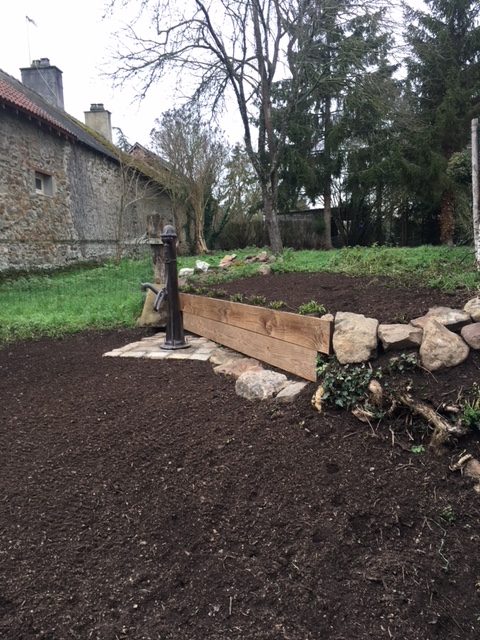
0;109;178;273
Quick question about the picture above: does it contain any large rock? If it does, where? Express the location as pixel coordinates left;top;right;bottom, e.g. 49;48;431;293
258;264;272;276
219;254;237;268
256;251;269;262
136;288;168;327
178;267;194;278
235;370;288;400
378;323;423;351
215;357;263;378
275;381;308;403
464;297;480;322
420;319;470;371
195;260;210;272
333;312;379;364
209;347;243;366
411;306;471;332
461;323;480;349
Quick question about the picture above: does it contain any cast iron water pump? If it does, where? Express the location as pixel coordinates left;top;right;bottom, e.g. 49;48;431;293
141;224;189;350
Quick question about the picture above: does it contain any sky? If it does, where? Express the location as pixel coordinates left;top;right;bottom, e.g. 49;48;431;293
0;0;423;150
0;0;218;147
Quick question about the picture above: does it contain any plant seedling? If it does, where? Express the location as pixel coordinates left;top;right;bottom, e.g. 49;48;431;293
439;506;456;524
298;300;326;316
411;444;425;454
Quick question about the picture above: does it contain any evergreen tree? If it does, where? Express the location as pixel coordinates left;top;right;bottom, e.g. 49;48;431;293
279;0;394;247
405;0;480;244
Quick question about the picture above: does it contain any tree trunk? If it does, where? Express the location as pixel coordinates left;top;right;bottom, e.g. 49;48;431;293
323;94;333;250
147;214;166;284
323;188;333;250
194;204;209;254
262;183;283;254
439;188;455;245
472;118;480;268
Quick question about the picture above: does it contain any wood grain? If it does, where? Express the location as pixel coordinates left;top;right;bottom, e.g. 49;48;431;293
183;312;318;381
179;293;332;355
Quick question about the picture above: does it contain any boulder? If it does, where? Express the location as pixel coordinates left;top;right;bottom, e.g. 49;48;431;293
209;347;243;366
258;264;272;276
411;306;471;332
178;267;195;278
195;260;210;272
275;381;308;403
378;323;423;351
320;313;334;323
420;319;470;371
461;323;480;349
219;254;237;268
235;370;288;400
256;251;269;262
464;297;480;322
333;312;379;364
136;288;168;328
214;357;263;378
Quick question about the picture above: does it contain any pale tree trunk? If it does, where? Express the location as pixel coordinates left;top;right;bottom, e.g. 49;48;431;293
195;217;209;255
322;95;333;250
251;0;283;255
472;118;480;268
323;188;333;250
262;181;283;254
192;185;209;254
439;189;455;246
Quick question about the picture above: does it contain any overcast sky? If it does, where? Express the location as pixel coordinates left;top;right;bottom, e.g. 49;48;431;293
0;0;206;147
1;0;422;150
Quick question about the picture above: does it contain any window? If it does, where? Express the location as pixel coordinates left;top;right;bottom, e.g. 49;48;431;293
34;171;54;196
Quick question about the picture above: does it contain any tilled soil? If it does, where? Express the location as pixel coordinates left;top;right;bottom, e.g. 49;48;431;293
1;273;480;640
214;271;469;322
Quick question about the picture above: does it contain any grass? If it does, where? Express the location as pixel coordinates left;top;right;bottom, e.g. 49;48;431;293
1;245;479;345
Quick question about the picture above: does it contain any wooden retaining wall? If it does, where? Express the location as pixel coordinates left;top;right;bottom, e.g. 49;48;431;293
179;293;333;381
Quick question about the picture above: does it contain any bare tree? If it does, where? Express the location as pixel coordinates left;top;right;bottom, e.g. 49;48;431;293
115;159;159;262
150;107;227;254
109;0;312;253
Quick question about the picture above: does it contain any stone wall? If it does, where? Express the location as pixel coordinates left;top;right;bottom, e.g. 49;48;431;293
0;109;179;273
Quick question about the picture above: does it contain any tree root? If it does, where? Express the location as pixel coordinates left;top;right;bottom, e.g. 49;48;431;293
351;383;469;453
396;393;468;453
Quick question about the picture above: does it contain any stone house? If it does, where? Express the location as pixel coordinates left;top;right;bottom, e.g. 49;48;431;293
0;59;182;273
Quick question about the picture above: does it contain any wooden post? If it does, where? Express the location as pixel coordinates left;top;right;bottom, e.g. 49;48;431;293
472;119;480;269
147;214;166;284
137;214;168;327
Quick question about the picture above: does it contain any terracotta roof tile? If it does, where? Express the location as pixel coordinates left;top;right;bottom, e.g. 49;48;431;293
0;76;73;138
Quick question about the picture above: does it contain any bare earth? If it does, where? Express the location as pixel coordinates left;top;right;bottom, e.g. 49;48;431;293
1;272;479;639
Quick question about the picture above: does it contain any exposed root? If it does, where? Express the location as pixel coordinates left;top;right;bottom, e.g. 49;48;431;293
397;393;468;453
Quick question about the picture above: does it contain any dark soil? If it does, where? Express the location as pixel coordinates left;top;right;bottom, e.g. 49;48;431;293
1;273;480;640
215;271;469;323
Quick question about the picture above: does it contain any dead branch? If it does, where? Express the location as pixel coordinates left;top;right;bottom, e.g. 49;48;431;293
397;393;468;453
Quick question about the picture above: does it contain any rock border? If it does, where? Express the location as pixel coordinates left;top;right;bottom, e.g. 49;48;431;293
331;298;480;372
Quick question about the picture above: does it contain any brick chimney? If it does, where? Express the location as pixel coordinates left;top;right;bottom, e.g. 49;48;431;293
20;58;64;110
84;103;112;142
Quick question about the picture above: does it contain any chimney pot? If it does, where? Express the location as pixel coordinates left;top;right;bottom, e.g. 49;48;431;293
20;59;64;110
85;104;112;142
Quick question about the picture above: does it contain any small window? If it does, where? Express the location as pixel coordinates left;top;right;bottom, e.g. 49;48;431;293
35;171;54;196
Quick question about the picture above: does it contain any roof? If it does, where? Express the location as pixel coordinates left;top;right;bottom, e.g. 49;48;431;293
0;68;171;189
129;142;173;173
0;68;118;161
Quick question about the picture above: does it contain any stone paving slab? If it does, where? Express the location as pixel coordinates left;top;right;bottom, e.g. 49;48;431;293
103;331;311;403
103;332;218;361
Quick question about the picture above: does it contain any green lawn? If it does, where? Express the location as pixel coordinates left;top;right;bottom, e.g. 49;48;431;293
1;246;478;345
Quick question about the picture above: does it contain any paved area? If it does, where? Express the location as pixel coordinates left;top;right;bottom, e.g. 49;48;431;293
103;331;309;402
103;332;219;361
